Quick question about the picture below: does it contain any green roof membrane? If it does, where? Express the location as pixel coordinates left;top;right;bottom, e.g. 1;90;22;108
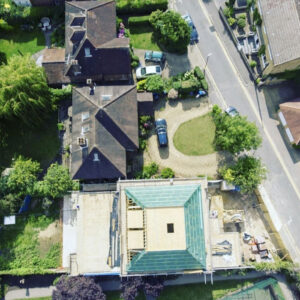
126;185;206;273
125;185;199;208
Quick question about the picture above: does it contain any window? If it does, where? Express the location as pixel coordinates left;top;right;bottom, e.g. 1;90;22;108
81;124;89;134
84;47;92;57
102;95;112;101
82;112;90;121
167;223;174;233
93;153;100;162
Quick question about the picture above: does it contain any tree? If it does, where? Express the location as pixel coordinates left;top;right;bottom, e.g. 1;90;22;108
211;105;262;154
52;276;106;300
7;156;41;197
121;277;143;300
143;277;164;297
0;55;51;126
37;163;73;199
145;75;164;93
220;156;266;193
149;10;191;53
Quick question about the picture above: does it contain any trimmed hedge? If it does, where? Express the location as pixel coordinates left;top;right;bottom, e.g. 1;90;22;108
194;66;205;80
200;79;209;91
180;80;199;93
116;0;168;15
128;15;150;26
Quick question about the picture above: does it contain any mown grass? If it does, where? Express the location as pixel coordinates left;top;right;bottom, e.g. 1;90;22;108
129;24;161;51
173;113;216;156
17;297;52;300
0;26;45;58
106;279;258;300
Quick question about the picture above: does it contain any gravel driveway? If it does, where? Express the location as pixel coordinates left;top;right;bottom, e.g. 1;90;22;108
144;98;227;178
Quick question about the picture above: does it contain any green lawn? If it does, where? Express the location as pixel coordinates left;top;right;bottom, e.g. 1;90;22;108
129;24;161;51
17;298;51;300
0;26;45;58
0;112;60;169
0;204;61;275
173;113;216;156
106;279;258;300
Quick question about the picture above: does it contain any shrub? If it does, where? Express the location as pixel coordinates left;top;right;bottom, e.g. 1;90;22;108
167;88;178;100
223;7;234;18
258;44;265;56
0;51;7;65
136;162;159;179
145;75;164;93
239;13;246;19
139;137;147;150
249;60;257;68
0;19;13;31
50;85;72;107
194;66;205;80
150;10;191;53
57;122;65;131
137;79;147;91
128;15;150;26
180;79;199;94
116;0;168;15
237;17;246;28
253;7;262;25
172;81;181;91
160;167;175;178
200;79;209;91
227;17;236;27
51;25;65;47
130;52;140;68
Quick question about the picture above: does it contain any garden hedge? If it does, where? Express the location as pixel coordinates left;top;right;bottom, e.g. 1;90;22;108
180;79;199;93
128;15;150;26
116;0;168;15
200;79;209;91
194;66;205;80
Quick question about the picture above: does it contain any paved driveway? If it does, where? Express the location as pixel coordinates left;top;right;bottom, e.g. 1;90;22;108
144;99;229;177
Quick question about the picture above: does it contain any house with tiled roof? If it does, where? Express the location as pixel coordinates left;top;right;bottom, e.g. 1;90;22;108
42;0;138;182
257;0;300;75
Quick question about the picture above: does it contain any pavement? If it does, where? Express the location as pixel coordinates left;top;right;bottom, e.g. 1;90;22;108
5;286;55;300
170;0;300;263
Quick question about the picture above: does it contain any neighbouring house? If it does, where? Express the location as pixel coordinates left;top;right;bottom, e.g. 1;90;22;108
279;99;300;146
257;0;300;75
42;0;138;182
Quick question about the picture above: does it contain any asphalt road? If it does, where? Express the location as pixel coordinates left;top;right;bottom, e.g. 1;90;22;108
171;0;300;262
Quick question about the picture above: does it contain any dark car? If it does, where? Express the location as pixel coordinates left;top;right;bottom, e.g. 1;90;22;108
182;14;198;43
155;119;168;147
144;51;166;64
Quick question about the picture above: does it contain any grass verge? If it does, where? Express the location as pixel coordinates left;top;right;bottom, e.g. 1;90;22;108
129;24;161;51
173;113;216;156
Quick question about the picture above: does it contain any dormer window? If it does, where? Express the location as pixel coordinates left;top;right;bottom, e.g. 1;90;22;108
81;124;89;134
102;95;112;101
84;47;92;57
82;112;90;121
93;153;100;162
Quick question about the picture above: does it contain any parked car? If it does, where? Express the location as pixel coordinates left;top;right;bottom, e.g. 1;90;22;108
182;14;198;43
155;119;168;147
144;51;166;64
136;65;162;80
225;106;239;117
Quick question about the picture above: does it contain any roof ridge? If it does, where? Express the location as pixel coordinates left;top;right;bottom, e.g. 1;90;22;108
67;0;114;11
102;85;136;109
73;86;99;109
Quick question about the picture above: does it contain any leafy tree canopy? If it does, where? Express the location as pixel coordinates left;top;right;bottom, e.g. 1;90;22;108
220;155;266;193
53;276;106;300
36;163;73;199
211;105;262;154
0;55;51;126
145;75;164;93
149;10;191;53
7;156;41;197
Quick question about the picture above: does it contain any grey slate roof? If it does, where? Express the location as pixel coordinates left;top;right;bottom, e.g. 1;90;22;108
65;0;130;79
259;0;300;66
71;85;138;180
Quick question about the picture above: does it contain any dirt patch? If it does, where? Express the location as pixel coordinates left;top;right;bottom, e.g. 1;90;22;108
38;220;61;258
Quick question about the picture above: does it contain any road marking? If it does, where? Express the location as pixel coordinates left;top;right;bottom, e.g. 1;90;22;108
196;0;300;260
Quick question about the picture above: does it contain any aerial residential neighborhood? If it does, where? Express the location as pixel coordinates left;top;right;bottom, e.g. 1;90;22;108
0;0;299;299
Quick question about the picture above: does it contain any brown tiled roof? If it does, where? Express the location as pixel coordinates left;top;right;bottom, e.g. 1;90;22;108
71;85;138;180
42;62;71;85
259;0;300;66
43;48;65;63
280;99;300;145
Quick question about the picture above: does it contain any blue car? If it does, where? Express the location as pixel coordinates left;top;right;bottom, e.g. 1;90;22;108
182;14;199;43
155;119;168;147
